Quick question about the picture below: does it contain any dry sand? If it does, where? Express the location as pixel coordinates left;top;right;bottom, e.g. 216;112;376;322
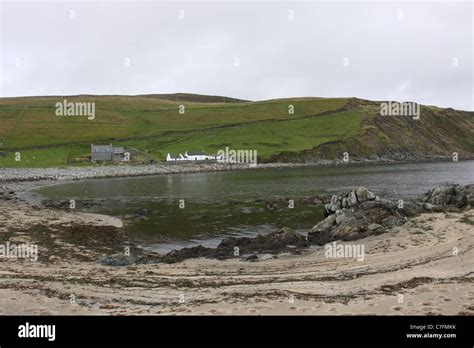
0;197;473;315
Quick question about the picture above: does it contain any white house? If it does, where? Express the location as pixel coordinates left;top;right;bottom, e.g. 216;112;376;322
166;151;220;162
166;153;182;161
185;151;210;161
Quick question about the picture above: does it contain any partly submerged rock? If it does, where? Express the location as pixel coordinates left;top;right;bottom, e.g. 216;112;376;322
160;245;211;264
215;227;308;257
160;227;308;264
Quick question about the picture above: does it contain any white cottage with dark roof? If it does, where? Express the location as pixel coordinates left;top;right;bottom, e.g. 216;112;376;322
185;151;208;161
166;150;218;162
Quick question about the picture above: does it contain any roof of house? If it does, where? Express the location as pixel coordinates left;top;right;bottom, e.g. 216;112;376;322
187;151;206;156
92;145;113;152
91;145;124;153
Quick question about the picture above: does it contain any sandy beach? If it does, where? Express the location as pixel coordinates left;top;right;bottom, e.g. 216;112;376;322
0;179;473;315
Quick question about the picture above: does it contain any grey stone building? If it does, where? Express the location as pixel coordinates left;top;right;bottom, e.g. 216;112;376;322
91;144;125;162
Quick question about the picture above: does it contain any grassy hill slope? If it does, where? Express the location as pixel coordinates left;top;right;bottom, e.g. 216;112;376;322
0;94;473;167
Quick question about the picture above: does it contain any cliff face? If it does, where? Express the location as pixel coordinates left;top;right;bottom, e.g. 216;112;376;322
270;99;474;162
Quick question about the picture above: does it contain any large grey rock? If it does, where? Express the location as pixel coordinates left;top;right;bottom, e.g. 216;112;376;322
309;188;421;245
419;183;472;210
324;187;377;215
355;187;375;202
310;183;473;246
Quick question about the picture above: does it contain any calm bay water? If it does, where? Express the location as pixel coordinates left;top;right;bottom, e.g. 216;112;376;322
33;160;474;253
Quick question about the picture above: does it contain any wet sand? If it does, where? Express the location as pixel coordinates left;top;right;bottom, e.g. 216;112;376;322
0;193;472;315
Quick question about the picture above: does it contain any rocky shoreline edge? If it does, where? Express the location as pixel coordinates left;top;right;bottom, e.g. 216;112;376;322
95;182;474;266
0;155;464;184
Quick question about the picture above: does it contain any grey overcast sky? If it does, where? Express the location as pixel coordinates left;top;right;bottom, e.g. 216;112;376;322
1;0;473;110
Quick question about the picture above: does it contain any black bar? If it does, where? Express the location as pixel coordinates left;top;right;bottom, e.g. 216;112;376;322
0;315;472;347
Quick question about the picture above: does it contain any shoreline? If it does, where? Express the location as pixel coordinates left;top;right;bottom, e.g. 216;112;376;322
1;156;469;190
1;160;391;184
2;155;466;182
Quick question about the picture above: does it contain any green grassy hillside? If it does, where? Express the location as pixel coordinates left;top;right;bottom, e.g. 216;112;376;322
0;93;473;167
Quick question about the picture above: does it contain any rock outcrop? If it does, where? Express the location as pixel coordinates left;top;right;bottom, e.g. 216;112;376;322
418;183;474;211
160;227;308;264
309;183;473;246
309;187;421;245
323;187;376;215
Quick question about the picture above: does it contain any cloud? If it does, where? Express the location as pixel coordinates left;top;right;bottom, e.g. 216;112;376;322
1;1;472;110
